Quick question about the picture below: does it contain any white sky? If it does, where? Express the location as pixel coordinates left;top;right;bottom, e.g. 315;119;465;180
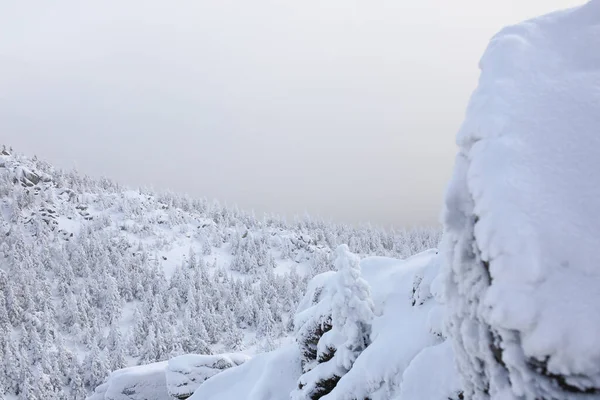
0;0;585;227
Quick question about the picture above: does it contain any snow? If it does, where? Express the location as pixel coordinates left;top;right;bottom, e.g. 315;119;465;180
87;353;251;400
322;250;452;400
165;353;250;399
397;340;461;400
188;344;302;400
294;270;337;319
0;149;441;399
190;249;459;400
3;0;597;398
87;361;169;400
441;0;600;397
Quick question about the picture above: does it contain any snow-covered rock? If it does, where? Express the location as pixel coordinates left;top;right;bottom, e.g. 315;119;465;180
322;250;460;400
87;361;169;400
441;1;600;398
0;148;440;399
166;353;250;399
87;353;251;400
188;344;302;400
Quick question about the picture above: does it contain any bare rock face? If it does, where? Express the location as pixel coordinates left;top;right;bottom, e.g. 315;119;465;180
13;166;42;187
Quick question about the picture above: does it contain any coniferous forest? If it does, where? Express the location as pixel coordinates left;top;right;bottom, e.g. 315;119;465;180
0;148;439;399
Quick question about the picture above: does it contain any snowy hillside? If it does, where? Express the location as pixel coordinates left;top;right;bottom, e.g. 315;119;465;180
4;1;597;398
440;1;600;399
0;147;440;399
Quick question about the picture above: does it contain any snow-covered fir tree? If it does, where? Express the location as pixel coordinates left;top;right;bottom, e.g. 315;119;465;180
292;245;374;400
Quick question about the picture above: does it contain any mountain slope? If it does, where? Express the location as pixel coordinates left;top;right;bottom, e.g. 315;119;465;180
0;147;440;399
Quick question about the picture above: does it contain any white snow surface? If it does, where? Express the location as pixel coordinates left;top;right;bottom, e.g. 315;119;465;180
441;0;600;397
87;353;251;400
87;361;169;400
188;344;302;400
322;249;458;400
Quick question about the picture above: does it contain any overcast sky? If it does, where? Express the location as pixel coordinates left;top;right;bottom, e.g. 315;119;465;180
0;0;583;227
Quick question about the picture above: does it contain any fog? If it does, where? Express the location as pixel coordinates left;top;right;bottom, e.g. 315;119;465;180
0;0;583;227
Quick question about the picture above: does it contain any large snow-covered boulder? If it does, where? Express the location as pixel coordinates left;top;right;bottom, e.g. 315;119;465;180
87;361;169;400
88;353;250;400
188;344;302;400
441;1;600;399
166;353;250;399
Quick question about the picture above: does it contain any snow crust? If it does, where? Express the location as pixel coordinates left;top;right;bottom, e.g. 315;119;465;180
441;0;600;397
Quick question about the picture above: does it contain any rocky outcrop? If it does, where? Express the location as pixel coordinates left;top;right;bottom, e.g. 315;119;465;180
87;353;249;400
441;1;600;398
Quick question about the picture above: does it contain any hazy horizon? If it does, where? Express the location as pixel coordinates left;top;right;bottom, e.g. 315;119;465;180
1;0;583;227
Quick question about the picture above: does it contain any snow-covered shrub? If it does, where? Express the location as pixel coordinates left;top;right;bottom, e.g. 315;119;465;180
291;245;374;400
293;271;336;374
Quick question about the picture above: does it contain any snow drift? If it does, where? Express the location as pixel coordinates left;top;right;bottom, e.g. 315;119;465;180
440;1;600;398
